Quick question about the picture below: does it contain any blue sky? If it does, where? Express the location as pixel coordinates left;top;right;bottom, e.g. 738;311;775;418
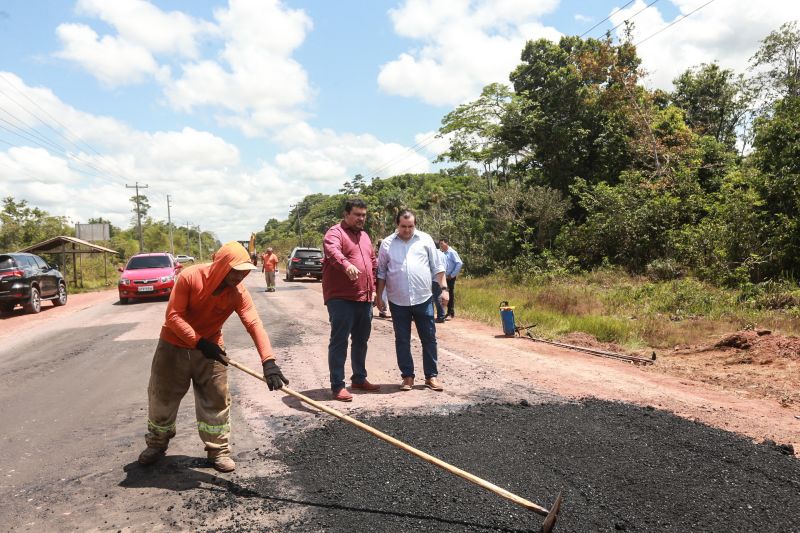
0;0;797;242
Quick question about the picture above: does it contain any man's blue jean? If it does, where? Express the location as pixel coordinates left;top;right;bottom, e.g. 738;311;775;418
432;282;446;319
326;299;372;391
389;297;438;379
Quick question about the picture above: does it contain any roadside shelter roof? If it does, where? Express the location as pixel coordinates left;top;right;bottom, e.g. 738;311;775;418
17;235;118;255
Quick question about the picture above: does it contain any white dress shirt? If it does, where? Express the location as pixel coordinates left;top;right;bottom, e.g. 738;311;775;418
377;229;445;306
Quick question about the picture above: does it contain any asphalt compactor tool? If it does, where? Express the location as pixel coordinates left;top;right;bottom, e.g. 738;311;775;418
227;357;563;532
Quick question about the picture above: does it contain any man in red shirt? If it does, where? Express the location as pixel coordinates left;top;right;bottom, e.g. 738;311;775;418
261;247;279;292
322;198;380;401
137;241;288;472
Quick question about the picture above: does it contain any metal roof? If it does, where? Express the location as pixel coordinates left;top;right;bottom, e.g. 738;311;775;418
17;235;118;255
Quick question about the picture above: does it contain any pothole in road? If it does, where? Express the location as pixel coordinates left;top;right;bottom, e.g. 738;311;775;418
222;400;799;532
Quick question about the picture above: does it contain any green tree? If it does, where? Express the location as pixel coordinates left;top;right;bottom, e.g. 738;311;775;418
672;63;751;150
507;34;640;192
0;197;72;251
129;194;151;228
437;83;516;191
750;21;800;102
751;96;800;277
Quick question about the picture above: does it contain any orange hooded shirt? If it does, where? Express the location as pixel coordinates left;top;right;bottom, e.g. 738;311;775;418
160;241;274;363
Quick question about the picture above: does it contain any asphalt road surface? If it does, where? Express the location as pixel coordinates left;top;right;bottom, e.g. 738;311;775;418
0;274;797;532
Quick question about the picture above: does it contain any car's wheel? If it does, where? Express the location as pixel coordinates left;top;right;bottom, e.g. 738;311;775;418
287;272;294;281
53;283;68;306
23;286;41;314
119;297;129;305
0;303;15;313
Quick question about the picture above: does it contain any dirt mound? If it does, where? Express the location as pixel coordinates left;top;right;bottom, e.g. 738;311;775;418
714;329;800;360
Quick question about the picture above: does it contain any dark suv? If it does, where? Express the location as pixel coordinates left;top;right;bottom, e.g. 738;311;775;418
285;247;323;281
0;252;68;314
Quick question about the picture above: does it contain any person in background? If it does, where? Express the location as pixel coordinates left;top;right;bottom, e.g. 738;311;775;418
261;247;279;292
432;243;448;323
375;239;389;319
376;209;448;392
138;241;288;473
321;198;380;402
439;238;463;319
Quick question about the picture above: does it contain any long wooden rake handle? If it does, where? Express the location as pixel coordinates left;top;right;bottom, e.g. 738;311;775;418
226;358;562;532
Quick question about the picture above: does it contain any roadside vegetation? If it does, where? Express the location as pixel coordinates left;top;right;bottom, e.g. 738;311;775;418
458;271;800;350
0;195;220;292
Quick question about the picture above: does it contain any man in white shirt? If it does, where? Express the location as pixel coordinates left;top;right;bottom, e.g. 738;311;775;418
376;210;448;392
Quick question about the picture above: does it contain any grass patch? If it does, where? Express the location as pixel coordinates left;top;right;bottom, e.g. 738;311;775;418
457;271;800;349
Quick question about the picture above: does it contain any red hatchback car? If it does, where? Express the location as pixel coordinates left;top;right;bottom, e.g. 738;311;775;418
118;253;183;304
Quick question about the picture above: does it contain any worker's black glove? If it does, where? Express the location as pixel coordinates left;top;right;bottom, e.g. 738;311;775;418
262;359;288;391
196;338;228;366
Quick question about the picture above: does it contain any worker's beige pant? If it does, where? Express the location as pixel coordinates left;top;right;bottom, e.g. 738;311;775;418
264;270;276;289
145;339;231;458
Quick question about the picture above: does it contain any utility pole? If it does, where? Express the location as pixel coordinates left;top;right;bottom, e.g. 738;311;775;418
126;181;149;252
197;225;203;261
186;221;191;257
166;195;174;256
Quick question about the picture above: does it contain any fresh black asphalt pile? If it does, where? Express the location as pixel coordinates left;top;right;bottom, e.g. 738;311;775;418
233;399;799;532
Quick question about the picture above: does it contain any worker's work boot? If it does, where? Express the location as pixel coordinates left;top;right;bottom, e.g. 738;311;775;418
138;446;166;466
210;455;236;473
399;377;414;391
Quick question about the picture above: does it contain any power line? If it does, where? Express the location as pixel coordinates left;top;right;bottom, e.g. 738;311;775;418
605;0;661;36
579;0;636;38
635;0;717;46
0;77;138;186
364;134;440;181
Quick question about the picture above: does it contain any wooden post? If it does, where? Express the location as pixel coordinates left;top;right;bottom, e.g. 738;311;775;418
72;243;77;287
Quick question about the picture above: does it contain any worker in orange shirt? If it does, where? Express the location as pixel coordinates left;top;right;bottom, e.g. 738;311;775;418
137;241;288;473
261;247;279;292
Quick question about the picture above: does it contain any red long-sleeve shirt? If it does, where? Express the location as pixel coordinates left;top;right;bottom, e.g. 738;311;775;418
322;221;377;303
160;242;275;363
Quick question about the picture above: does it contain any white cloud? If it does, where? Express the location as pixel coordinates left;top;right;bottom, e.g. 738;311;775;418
273;124;432;184
54;23;165;86
0;146;80;185
0;73;435;242
378;0;562;106
74;0;213;57
574;14;593;23
164;0;314;135
54;0;315;137
610;0;800;90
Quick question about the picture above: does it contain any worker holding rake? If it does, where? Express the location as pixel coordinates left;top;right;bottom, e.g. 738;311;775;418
138;241;288;472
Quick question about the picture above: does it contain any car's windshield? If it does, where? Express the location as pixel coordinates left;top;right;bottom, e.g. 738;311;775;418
126;256;172;269
295;250;322;259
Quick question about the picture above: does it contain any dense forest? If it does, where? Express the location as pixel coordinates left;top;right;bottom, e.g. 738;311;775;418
259;23;800;294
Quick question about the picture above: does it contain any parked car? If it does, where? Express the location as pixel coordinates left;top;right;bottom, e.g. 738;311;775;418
0;252;67;314
175;254;195;263
285;247;323;281
118;252;183;304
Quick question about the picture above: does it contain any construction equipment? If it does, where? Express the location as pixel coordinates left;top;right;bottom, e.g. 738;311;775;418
226;357;563;533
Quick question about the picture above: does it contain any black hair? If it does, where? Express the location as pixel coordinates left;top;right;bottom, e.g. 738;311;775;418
345;198;367;213
395;209;416;225
439;237;449;244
